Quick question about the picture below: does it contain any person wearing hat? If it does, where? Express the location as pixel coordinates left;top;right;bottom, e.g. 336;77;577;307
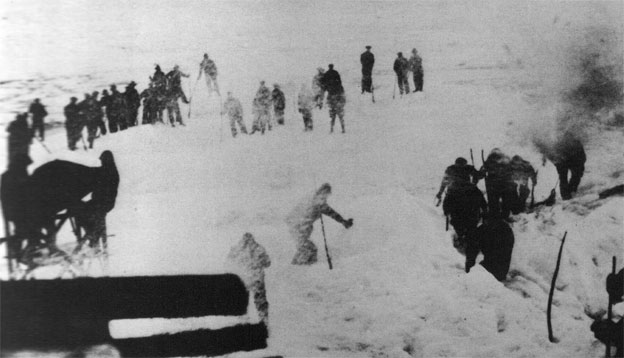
321;64;347;133
198;53;220;95
312;67;326;109
91;91;107;137
271;83;286;125
1;153;36;256
28;98;48;141
409;48;424;92
6;113;32;166
108;84;127;132
480;148;516;219
393;52;410;95
64;97;81;150
84;91;103;148
75;150;119;251
124;81;141;127
436;157;483;202
360;45;375;94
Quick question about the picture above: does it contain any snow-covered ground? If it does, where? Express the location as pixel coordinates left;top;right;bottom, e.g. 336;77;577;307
1;1;623;357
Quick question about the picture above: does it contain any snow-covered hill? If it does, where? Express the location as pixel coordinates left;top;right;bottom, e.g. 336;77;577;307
1;1;622;357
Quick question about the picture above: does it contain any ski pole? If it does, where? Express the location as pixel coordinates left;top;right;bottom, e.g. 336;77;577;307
606;256;616;357
547;231;567;343
530;181;536;208
320;216;333;270
470;148;474;167
3;215;13;277
392;79;396;100
188;78;199;119
81;136;88;151
35;137;52;154
219;96;224;142
371;78;375;103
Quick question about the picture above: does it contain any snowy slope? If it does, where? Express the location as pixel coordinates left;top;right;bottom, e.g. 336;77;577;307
1;1;623;358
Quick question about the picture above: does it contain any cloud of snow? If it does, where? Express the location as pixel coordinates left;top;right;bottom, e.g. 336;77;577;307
510;3;624;155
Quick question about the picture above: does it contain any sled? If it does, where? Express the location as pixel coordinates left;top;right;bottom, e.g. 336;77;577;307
0;274;268;357
2;209;109;280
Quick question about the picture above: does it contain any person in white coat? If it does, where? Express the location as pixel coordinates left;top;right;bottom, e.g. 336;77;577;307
227;233;271;324
285;183;353;265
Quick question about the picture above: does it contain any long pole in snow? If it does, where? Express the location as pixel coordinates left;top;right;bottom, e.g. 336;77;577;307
35;137;52;154
219;95;224;142
188;78;199;119
547;231;567;343
320;216;333;270
606;256;616;357
392;80;396;100
3;215;13;277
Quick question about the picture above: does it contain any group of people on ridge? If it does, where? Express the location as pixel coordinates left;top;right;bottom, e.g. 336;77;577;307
64;82;140;151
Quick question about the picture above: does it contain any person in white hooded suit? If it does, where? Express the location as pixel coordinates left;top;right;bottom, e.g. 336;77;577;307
285;183;353;265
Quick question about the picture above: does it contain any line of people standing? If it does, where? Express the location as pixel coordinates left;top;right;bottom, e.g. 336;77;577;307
64;82;140;151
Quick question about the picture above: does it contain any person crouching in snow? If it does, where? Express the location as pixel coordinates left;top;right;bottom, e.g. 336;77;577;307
227;233;271;325
285;183;353;265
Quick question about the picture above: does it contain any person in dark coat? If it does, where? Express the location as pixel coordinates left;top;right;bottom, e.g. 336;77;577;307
393;52;410;95
272;84;286;125
443;181;488;252
480;148;517;219
436;157;483;202
28;159;100;247
285;183;353;265
543;134;586;200
321;64;343;97
360;45;375;94
84;92;101;149
409;48;424;92
6;113;31;166
76;150;120;250
591;268;623;358
64;97;82;150
124;81;141;127
465;218;514;281
151;66;167;122
107;85;125;132
28;98;48;141
1;153;37;254
322;64;347;133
